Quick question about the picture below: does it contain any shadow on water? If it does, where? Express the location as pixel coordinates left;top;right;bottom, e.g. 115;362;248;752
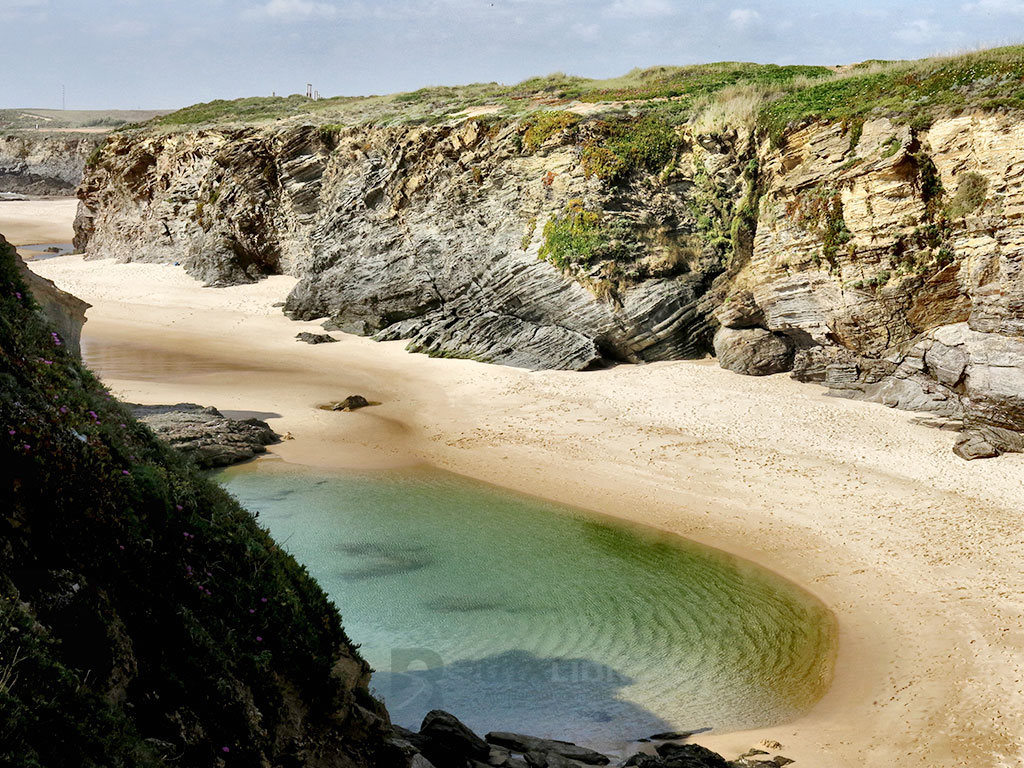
374;649;674;743
335;540;435;580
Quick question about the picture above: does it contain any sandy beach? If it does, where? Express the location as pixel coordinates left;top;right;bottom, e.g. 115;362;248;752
17;202;1024;766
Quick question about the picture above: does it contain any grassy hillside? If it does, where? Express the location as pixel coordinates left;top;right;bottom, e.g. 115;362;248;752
150;45;1024;140
0;109;170;133
0;235;388;767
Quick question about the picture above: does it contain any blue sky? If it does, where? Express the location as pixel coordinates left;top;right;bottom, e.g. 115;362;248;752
1;0;1022;109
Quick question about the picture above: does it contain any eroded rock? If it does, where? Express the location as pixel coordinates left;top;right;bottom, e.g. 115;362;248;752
130;403;277;467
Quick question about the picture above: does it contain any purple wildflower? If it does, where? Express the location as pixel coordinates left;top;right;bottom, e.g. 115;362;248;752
260;597;267;603
222;747;230;753
175;504;183;511
122;470;130;476
119;545;125;551
7;429;14;435
23;444;30;451
59;406;68;414
256;636;263;642
248;608;255;614
14;291;21;299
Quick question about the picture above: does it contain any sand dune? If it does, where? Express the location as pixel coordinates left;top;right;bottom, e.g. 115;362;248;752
25;244;1024;767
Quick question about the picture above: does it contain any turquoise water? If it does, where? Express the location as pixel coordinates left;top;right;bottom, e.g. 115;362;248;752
216;460;834;746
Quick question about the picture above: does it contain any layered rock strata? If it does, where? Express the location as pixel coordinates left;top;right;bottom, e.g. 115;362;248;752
74;113;1024;454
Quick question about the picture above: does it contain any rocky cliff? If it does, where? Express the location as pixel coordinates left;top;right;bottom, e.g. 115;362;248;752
75;119;747;370
0;232;393;767
719;114;1024;458
0;134;103;195
72;55;1024;457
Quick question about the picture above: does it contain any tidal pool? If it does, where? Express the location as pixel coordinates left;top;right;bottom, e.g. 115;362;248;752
216;459;835;747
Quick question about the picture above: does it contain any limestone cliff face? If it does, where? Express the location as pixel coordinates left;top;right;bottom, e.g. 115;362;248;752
74;114;1024;454
0;133;102;195
720;115;1024;457
75;121;750;370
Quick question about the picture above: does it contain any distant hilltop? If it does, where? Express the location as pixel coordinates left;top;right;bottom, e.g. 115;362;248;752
0;108;171;133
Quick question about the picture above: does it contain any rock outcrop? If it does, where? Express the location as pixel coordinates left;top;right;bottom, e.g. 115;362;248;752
129;402;278;467
386;711;763;768
73;111;1024;455
726;115;1024;457
0;133;103;195
10;236;89;357
74;121;749;370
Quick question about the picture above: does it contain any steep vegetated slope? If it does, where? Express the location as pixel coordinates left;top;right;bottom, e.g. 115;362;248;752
74;47;1024;455
0;233;392;766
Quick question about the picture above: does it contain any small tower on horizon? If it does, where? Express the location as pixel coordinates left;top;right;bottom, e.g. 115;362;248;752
306;83;313;98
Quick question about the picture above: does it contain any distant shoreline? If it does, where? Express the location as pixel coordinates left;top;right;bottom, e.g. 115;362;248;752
19;198;1024;767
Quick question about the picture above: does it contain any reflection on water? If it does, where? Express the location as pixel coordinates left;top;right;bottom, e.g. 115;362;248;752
17;242;75;260
82;337;280;382
217;460;836;747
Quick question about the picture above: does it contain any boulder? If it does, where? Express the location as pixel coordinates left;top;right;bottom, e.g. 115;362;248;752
654;742;730;768
418;710;491;766
713;326;794;376
130;403;277;468
485;732;609;765
332;394;371;411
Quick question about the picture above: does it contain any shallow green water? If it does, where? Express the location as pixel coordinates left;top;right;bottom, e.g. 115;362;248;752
217;459;834;746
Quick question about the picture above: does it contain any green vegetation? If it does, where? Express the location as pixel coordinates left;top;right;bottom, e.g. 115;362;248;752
0;238;383;766
520;111;580;152
912;150;945;220
759;45;1024;145
147;63;832;132
946;171;989;218
581;117;679;183
539;200;626;270
137;46;1024;154
787;185;852;271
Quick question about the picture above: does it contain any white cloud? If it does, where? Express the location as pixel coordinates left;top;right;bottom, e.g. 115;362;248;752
729;8;762;27
571;22;600;41
894;18;940;43
603;0;675;19
962;0;1024;14
98;19;151;38
0;0;47;21
243;0;339;21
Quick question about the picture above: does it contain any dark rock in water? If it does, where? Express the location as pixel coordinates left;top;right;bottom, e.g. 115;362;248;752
296;331;338;344
654;742;730;768
486;732;609;765
332;394;371;411
649;731;694;741
130;403;277;468
418;710;491;765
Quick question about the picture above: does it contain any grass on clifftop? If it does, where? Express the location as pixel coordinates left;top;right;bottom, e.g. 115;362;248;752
758;45;1024;143
151;45;1024;143
0;237;384;767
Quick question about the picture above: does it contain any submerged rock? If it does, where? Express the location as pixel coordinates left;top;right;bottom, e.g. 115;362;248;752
130;403;277;467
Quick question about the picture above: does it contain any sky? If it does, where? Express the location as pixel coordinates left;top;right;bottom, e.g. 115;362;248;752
1;0;1022;110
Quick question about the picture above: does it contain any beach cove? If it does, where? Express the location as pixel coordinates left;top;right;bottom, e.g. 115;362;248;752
13;199;1024;767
